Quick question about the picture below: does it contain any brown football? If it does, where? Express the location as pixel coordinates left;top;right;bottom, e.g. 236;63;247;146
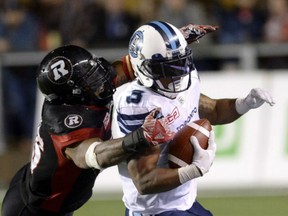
168;119;212;168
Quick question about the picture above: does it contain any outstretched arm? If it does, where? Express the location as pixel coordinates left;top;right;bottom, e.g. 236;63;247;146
199;89;275;125
199;94;240;125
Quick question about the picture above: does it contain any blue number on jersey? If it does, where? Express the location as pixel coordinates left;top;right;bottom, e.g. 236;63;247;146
126;90;144;104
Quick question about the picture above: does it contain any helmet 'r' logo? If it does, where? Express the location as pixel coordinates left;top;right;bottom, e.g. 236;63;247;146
64;114;83;128
48;57;73;84
129;30;143;58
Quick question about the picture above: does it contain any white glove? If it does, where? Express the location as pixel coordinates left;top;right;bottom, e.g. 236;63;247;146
190;131;216;175
178;131;216;184
235;88;275;115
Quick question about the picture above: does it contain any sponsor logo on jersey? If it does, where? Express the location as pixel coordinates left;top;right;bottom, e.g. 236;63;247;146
167;107;180;124
64;114;83;128
176;107;198;131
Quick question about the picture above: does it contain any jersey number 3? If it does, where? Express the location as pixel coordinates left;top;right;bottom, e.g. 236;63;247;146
126;90;143;104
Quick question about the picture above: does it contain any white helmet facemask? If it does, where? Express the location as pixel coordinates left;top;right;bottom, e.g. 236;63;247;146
155;79;180;99
155;74;191;99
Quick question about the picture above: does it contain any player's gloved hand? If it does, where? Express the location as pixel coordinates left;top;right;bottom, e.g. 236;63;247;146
190;131;216;175
141;108;175;146
122;108;175;153
235;88;275;115
178;131;216;184
179;24;219;44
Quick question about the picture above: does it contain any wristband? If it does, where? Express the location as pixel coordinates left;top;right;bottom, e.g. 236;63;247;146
235;98;250;115
85;142;103;170
178;164;202;184
122;127;149;153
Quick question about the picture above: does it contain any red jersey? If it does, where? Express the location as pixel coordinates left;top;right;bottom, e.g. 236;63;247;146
22;100;113;213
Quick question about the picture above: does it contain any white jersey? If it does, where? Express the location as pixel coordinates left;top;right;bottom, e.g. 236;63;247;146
114;69;201;214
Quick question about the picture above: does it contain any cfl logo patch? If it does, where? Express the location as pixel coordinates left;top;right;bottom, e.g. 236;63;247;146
64;114;83;128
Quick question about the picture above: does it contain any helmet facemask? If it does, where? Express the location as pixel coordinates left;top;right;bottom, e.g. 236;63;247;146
75;57;116;106
140;48;194;99
37;45;116;106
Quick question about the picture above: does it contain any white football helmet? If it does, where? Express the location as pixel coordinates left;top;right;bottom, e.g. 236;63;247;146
129;21;194;99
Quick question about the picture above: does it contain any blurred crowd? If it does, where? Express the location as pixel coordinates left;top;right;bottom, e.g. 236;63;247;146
0;0;288;151
2;0;288;51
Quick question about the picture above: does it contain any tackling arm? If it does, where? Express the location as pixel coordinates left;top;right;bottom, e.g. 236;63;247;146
112;55;135;88
64;137;131;169
65;108;174;170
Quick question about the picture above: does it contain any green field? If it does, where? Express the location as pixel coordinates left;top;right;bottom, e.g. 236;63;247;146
1;195;287;216
74;195;288;216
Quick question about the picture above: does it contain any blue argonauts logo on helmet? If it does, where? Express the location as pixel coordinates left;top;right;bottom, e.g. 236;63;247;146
129;30;143;58
47;56;73;85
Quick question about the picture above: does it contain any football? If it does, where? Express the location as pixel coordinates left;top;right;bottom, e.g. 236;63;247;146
168;119;212;168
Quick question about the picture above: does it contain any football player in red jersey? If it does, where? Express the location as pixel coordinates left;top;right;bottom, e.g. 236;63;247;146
1;45;175;216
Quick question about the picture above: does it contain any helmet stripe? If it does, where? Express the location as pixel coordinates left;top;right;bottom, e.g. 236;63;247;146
148;21;180;50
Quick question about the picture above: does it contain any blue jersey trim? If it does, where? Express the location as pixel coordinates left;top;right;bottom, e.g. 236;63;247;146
117;111;150;135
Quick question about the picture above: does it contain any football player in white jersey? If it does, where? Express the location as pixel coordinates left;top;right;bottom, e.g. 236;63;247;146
114;21;275;216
